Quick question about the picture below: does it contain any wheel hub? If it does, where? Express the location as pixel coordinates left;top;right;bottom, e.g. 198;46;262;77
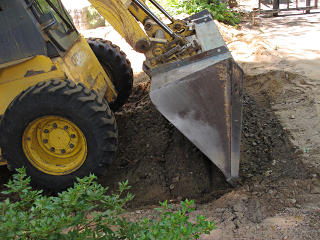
22;116;87;175
40;122;79;157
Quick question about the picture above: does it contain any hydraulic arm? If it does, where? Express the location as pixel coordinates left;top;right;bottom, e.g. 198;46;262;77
89;0;200;72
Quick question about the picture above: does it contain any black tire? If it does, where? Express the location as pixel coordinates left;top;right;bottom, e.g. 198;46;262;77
0;79;117;191
87;38;133;111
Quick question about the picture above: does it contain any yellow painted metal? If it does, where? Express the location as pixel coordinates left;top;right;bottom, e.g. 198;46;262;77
0;149;7;166
88;0;196;68
0;36;117;116
56;36;117;102
22;116;87;175
0;56;65;115
89;0;149;52
0;161;7;166
127;0;148;24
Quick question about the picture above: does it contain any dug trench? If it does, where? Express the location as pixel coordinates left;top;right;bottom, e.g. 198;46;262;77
0;72;310;208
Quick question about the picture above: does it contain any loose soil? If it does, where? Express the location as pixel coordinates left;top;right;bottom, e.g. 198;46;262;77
99;74;308;208
99;10;320;239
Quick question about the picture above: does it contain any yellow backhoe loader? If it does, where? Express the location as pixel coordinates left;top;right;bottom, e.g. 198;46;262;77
0;0;243;191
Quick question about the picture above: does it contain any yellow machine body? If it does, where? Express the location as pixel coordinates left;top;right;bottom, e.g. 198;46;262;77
0;36;117;116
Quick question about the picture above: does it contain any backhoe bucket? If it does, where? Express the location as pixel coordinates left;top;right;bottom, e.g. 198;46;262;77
150;10;244;185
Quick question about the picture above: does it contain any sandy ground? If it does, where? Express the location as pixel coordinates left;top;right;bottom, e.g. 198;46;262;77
205;12;320;239
206;12;320;239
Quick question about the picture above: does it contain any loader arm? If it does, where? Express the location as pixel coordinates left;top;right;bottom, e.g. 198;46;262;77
89;0;199;71
88;0;244;185
88;0;150;53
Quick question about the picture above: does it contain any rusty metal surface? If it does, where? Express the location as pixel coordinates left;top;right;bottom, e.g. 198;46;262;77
230;62;244;185
150;10;244;185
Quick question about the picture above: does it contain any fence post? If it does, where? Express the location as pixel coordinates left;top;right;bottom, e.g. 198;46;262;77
259;0;261;13
273;0;280;16
306;0;311;13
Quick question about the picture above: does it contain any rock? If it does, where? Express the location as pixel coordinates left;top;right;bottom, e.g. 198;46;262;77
169;184;175;190
310;185;320;194
289;198;297;204
172;176;180;183
290;115;295;119
265;170;272;176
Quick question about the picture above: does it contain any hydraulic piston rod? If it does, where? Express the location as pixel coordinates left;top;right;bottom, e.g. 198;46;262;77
131;0;177;38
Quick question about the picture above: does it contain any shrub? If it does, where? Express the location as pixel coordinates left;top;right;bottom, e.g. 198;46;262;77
150;0;241;26
0;168;214;239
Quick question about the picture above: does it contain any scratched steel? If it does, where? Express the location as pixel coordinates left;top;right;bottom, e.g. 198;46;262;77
150;10;244;185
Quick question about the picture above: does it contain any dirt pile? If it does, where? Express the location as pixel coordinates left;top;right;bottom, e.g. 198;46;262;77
240;92;307;182
104;72;318;239
100;78;229;207
98;73;308;208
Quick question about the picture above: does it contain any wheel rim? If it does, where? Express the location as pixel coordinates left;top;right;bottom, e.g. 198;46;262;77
22;116;87;175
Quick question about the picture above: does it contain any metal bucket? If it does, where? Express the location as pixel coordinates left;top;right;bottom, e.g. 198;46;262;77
150;10;244;185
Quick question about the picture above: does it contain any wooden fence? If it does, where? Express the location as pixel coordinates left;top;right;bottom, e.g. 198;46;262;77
256;0;319;15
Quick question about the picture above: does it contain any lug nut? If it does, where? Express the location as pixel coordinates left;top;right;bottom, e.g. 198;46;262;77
43;139;48;144
27;137;31;141
53;123;57;128
50;147;55;152
44;129;49;133
64;126;68;130
70;144;74;149
70;134;76;139
61;149;66;154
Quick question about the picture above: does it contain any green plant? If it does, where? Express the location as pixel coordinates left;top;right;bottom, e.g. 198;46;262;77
149;0;241;26
0;168;215;239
